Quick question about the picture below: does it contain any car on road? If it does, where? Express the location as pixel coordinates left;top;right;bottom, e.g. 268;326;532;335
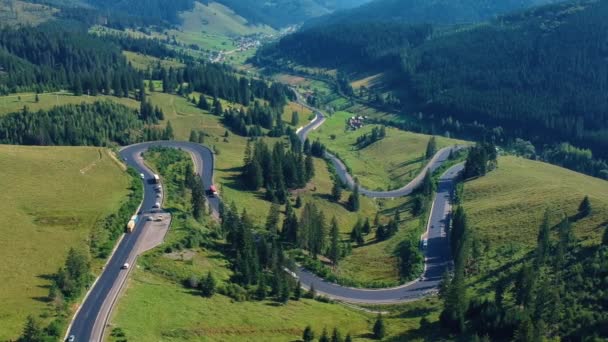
422;239;428;249
67;335;75;342
121;263;129;269
140;173;145;179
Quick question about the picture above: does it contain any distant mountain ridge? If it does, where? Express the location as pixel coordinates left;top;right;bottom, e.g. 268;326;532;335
305;0;561;27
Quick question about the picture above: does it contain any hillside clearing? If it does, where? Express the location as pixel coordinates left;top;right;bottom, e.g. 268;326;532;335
0;145;129;340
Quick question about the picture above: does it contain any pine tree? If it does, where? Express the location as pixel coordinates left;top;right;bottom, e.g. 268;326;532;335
213;97;223;115
191;178;206;221
603;224;608;246
319;327;330;342
305;154;315;181
189;129;198;142
426;136;437;159
578;195;592;217
373;314;386;340
307;283;316;299
148;79;155;92
164;121;174;140
294;280;302;300
362;218;371;234
295;195;302;208
303;325;315;342
328;217;341;265
331;179;343;202
200;271;216;297
265;203;281;235
35;93;39;103
350;220;364;246
421;170;433;196
331;328;342;342
536;210;551;265
345;333;353;342
347;184;360;212
20;315;44;342
291;111;300;126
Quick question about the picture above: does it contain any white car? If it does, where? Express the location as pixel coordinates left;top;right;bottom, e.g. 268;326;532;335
67;336;75;342
121;263;129;269
140;173;145;179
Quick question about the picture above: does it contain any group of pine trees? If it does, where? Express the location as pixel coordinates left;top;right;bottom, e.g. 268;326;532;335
223;101;287;137
0;102;144;146
0;24;142;96
220;203;298;303
464;142;498;179
241;139;314;203
355;126;386;149
440;198;608;340
301;314;385;341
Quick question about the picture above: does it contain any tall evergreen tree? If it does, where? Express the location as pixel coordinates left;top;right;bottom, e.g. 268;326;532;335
578;195;592;217
319;328;330;342
426;136;437;159
347;184;360;212
328;217;341;265
331;179;343;202
20;315;44;342
265;203;281;235
373;314;386;340
303;325;315;342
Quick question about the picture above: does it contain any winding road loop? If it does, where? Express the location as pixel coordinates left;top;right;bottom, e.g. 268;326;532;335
67;90;465;341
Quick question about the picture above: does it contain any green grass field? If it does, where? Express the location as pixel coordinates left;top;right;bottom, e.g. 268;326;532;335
462;156;608;296
180;1;274;36
309;111;465;191
123;51;185;71
0;92;139;116
0;0;56;26
463;156;608;248
108;268;428;342
0;145;130;340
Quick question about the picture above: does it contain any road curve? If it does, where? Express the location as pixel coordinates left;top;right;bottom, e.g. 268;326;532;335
293;91;465;303
294;96;465;198
67;141;218;341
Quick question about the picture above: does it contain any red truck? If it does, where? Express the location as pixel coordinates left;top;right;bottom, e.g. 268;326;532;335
208;185;218;197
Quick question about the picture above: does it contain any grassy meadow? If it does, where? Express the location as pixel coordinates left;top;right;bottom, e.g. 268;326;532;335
0;145;130;340
0;91;139;116
309;111;465;191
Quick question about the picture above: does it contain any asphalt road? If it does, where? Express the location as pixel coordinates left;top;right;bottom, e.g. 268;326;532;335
294;92;464;303
69;97;463;340
296;163;463;303
67;141;218;341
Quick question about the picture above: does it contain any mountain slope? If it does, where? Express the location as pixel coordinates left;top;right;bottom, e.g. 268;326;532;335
306;0;560;27
214;0;370;28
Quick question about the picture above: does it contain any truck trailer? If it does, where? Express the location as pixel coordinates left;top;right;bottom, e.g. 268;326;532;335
153;174;160;183
126;215;138;232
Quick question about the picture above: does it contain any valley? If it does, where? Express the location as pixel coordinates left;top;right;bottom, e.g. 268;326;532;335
0;0;607;341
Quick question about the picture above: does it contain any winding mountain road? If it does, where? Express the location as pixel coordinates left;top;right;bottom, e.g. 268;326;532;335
67;92;464;341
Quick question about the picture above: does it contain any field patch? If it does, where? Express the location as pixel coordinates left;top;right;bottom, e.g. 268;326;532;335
0;145;129;340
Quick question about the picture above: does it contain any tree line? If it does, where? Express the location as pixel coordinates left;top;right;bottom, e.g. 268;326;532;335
0;24;141;96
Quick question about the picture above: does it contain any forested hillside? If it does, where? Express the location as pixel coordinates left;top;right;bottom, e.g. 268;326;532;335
0;24;141;95
258;0;608;178
257;22;432;69
405;0;608;158
305;0;559;27
213;0;370;28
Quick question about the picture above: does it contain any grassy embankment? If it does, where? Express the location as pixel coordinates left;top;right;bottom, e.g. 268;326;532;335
0;146;130;340
462;156;608;295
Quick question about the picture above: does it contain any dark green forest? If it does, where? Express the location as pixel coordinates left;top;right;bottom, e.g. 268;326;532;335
0;102;145;146
257;0;608;178
304;0;558;28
